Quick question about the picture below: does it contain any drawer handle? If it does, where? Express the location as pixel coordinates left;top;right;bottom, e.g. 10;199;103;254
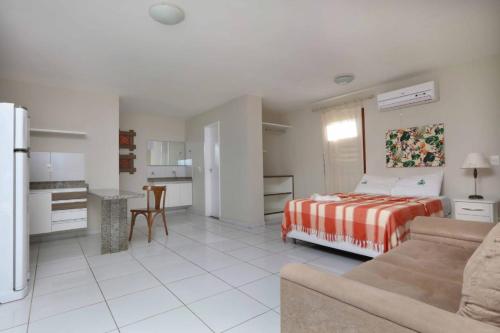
462;208;484;212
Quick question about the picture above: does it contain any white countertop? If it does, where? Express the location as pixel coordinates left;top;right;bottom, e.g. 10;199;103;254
88;189;144;200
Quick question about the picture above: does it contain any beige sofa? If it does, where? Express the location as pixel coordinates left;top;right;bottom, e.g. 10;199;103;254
281;217;500;333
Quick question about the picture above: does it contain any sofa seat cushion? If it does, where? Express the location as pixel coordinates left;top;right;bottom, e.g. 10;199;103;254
375;239;475;283
344;260;462;312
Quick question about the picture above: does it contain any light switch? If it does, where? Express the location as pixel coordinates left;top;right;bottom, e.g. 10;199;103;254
490;155;500;166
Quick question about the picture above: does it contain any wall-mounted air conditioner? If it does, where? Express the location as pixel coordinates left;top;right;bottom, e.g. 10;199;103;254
377;81;437;111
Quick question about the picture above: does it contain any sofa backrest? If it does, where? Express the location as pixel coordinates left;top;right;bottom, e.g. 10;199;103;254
458;222;500;327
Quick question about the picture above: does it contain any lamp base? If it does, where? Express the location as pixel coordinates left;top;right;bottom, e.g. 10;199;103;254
468;194;484;200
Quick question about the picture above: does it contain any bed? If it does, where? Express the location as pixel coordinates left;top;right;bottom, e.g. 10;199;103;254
282;193;450;257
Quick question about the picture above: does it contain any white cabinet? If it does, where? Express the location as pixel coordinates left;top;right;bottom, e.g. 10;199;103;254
179;183;192;206
155;182;192;208
29;192;52;234
50;153;85;181
29;152;85;182
454;199;498;223
30;152;51;182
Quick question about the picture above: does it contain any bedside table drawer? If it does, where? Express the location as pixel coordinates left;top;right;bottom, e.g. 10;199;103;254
455;213;492;223
455;202;491;217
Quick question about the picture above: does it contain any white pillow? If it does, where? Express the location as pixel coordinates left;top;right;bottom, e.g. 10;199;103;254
354;175;399;195
391;172;443;197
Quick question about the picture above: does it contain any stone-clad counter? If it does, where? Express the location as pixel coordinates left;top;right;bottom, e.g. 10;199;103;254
89;189;143;254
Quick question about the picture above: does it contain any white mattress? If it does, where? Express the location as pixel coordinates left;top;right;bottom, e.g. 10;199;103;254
438;196;452;217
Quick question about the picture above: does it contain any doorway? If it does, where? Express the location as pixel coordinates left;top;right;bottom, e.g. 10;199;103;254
204;122;221;218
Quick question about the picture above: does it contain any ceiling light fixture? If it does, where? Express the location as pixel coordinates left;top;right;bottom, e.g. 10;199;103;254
149;3;185;25
334;73;355;85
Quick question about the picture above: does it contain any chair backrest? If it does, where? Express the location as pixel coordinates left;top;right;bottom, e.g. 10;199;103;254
143;185;166;210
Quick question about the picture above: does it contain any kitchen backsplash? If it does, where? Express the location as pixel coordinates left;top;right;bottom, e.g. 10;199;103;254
147;166;192;178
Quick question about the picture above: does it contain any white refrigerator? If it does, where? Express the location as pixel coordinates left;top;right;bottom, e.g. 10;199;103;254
0;103;30;303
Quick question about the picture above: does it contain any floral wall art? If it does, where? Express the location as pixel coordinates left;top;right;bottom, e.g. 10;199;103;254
386;123;445;168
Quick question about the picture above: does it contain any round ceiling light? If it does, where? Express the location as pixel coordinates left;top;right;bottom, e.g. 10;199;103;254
149;3;185;25
334;73;355;85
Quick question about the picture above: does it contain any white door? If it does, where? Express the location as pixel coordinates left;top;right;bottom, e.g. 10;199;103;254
204;122;220;218
29;152;51;182
51;153;85;181
29;192;52;235
166;183;180;208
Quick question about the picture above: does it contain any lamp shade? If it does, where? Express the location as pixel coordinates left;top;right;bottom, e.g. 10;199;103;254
461;153;491;169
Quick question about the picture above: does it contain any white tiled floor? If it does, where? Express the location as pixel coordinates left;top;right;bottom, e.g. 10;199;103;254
0;212;366;333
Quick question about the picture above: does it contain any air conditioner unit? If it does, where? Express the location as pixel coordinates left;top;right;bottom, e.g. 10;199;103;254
377;81;437;111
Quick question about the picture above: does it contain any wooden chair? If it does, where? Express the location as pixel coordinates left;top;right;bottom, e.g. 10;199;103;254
129;185;168;243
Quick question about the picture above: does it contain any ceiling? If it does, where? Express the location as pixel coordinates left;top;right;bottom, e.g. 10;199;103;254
1;0;500;117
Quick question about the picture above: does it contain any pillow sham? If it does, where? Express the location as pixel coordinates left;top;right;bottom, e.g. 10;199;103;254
354;175;399;195
390;172;443;197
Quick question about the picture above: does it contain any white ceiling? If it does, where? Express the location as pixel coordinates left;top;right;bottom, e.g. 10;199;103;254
1;1;500;117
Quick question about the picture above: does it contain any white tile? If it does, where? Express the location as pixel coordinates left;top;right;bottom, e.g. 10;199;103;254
207;239;248;252
211;264;271;287
226;247;273;261
226;310;280;333
184;251;242;272
156;233;201;250
91;260;145;281
249;254;302;273
238;235;273;246
254;240;296;253
120;307;211;333
273;306;280;314
149;261;206;284
30;283;103;321
107;286;182;327
87;251;135;268
137;252;186;270
35;257;89;279
28;302;116;333
34;269;96;296
308;254;363;275
239;275;280;308
1;324;27;333
128;242;172;259
98;270;160;300
166;274;232;304
36;250;84;264
0;296;31;331
189;290;268;333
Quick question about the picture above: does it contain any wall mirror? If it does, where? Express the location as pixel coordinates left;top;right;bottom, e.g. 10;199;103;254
147;140;187;166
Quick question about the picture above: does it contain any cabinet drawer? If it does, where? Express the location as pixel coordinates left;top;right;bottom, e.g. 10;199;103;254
455;202;491;217
52;209;87;222
52;191;87;201
455;213;492;223
52;219;87;232
52;201;87;211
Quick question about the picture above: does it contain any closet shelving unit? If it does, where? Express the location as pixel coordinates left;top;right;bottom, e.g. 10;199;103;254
264;175;294;217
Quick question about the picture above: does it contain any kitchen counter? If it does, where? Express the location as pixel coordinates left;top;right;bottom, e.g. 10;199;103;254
89;189;144;200
88;189;143;254
147;177;192;183
30;180;88;190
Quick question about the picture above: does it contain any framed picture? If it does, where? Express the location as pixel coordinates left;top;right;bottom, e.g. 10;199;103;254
119;153;136;174
386;123;444;168
119;130;136;150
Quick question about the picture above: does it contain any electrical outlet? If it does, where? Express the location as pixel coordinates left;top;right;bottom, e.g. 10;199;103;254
490;155;500;166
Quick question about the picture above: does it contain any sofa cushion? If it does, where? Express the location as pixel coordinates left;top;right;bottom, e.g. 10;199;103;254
458;223;500;327
375;239;475;283
344;260;462;312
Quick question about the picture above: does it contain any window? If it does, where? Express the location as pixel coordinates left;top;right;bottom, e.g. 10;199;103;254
326;119;358;142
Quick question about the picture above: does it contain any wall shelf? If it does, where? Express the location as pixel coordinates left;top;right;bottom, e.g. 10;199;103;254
263;175;294;220
30;128;87;136
264;192;292;197
262;122;291;132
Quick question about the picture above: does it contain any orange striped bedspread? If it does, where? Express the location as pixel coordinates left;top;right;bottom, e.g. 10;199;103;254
281;193;444;253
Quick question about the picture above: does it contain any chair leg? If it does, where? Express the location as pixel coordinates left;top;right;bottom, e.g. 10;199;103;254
161;211;168;236
129;213;137;241
147;213;153;243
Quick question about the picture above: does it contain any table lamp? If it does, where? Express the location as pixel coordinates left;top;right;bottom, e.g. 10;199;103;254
461;152;491;199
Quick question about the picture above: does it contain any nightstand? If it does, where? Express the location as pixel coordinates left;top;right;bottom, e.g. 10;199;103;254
453;199;498;223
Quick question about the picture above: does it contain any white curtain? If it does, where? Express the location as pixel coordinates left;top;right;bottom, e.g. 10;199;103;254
321;102;364;193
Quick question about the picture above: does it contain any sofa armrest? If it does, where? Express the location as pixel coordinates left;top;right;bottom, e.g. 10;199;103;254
410;216;493;249
281;264;499;333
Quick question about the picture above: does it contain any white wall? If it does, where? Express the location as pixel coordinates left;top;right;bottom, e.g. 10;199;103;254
270;55;500;203
119;110;187;209
186;95;265;227
0;79;119;190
